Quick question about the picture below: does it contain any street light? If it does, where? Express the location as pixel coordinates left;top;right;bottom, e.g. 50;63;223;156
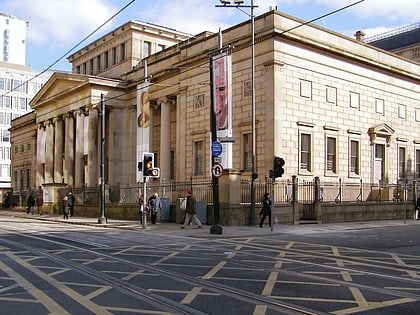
98;93;107;224
216;0;257;226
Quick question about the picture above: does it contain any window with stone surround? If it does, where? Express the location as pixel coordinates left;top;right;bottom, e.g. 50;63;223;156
326;86;337;105
143;41;151;58
398;146;406;178
416;149;420;178
416;108;420;122
398;104;406;120
349;92;360;110
300;79;312;99
120;43;126;61
375;98;384;115
243;81;252;98
326;136;337;174
349;139;360;176
243;133;252;171
194;140;204;176
300;133;312;172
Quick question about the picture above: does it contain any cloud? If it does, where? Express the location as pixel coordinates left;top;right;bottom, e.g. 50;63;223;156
300;0;419;23
3;0;117;51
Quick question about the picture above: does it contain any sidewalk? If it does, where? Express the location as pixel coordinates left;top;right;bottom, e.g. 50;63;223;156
0;209;418;238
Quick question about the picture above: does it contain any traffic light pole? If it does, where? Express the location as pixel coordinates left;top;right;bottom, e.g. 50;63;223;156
142;177;147;229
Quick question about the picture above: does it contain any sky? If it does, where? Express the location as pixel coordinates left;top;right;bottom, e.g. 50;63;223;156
1;0;419;73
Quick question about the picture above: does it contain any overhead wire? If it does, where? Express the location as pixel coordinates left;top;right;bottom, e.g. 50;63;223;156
1;0;137;99
10;0;367;109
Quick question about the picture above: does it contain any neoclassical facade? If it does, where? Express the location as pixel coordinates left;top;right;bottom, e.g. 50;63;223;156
12;10;420;206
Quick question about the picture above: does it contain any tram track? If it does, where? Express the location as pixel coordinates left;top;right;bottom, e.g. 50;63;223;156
0;223;321;315
1;219;419;314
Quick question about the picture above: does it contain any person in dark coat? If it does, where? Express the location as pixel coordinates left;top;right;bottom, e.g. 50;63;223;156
415;197;420;220
259;193;272;227
148;193;162;224
138;194;144;224
26;194;35;215
68;191;75;217
63;195;70;220
181;190;202;229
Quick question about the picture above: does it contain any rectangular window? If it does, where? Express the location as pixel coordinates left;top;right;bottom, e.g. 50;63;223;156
89;59;94;75
194;141;203;176
398;104;406;120
416;149;420;178
0;78;4;90
350;140;360;175
96;55;101;72
243;133;252;171
375;98;384;115
104;51;109;69
300;133;311;172
2;130;10;142
120;43;126;61
112;47;117;65
398;147;406;178
326;137;337;173
143;41;151;58
349;92;360;109
326;86;337;104
300;79;312;99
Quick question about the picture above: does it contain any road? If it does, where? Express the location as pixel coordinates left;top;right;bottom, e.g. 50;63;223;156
0;216;419;314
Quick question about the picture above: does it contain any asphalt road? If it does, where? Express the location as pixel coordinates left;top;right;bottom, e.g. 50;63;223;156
0;216;419;314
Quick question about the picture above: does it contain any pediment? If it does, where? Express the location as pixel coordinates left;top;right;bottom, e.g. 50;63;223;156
368;123;394;146
30;72;90;109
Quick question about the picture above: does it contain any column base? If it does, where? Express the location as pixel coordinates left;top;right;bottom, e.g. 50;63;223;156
98;216;107;224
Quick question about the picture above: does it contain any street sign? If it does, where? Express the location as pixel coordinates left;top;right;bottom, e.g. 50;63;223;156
211;163;224;178
211;141;223;157
150;168;160;178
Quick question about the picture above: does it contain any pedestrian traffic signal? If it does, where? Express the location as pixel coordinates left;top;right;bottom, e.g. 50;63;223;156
273;156;285;178
143;153;154;176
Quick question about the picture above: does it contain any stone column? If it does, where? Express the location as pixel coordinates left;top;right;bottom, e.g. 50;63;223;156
74;110;85;188
45;120;54;183
108;108;123;185
35;123;45;188
87;107;98;187
176;89;187;181
159;97;172;182
64;112;75;187
53;116;64;183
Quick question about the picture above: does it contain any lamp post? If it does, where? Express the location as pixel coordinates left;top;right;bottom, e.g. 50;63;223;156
216;0;258;226
98;93;107;224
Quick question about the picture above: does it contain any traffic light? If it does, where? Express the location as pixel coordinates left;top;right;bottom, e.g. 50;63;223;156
273;156;285;178
143;153;154;176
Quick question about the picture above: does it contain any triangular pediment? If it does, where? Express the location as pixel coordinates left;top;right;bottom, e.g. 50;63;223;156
368;123;394;146
30;72;90;109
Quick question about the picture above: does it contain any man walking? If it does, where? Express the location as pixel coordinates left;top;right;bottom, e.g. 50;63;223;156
181;190;202;229
148;193;162;224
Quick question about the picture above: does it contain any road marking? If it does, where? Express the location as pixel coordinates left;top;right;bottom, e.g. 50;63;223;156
0;256;70;314
262;272;278;296
6;251;114;315
201;261;226;280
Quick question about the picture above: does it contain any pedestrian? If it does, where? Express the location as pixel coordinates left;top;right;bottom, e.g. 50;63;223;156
68;191;75;217
181;190;202;229
415;197;420;220
138;194;144;224
26;194;35;215
63;195;70;220
148;193;162;224
36;194;43;215
259;193;272;227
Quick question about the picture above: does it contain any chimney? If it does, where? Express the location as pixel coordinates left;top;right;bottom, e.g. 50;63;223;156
354;30;365;42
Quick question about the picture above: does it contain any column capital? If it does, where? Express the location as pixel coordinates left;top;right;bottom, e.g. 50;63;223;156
158;97;175;106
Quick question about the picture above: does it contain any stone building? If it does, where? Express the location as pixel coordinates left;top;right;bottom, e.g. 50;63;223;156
365;22;420;64
11;10;420;215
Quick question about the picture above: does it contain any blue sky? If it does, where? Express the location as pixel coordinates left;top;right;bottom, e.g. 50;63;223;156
2;0;419;72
